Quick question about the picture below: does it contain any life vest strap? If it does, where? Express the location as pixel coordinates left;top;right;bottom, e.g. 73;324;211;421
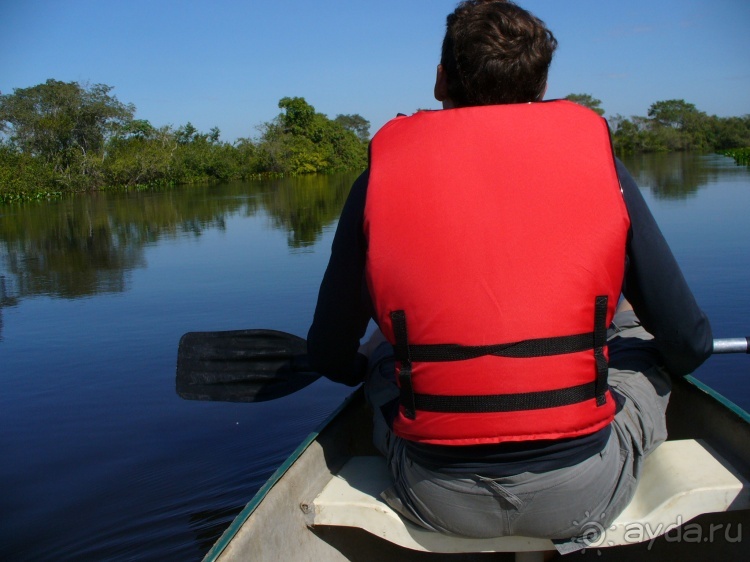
395;332;599;361
593;296;609;406
389;296;610;418
391;310;417;419
414;381;599;413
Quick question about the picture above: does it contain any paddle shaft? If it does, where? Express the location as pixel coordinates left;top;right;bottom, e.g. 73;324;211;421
712;337;750;354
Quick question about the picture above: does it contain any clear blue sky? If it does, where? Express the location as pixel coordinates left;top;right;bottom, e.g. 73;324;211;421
2;0;748;142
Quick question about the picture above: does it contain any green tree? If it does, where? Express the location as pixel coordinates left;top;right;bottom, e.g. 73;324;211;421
647;99;703;130
646;100;710;151
610;115;641;154
564;93;605;116
175;122;199;144
104;121;176;187
278;97;316;136
706;115;750;151
0;79;134;184
334;114;371;142
230;136;264;178
256;97;367;175
609;100;742;154
259;119;330;175
320;117;368;169
0;142;57;203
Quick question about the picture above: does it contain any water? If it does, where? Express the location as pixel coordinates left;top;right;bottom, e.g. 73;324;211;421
1;154;748;560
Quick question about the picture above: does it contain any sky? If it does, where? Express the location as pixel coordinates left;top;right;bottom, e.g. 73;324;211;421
1;0;748;142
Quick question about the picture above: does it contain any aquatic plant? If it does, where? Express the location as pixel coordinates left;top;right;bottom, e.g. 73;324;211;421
719;147;750;166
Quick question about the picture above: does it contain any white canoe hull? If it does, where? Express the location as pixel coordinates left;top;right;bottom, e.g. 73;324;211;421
204;375;750;561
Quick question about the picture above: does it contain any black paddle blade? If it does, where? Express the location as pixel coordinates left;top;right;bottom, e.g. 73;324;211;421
176;329;321;403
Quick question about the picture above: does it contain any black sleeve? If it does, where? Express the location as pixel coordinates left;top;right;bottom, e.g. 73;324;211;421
617;160;713;375
307;170;373;385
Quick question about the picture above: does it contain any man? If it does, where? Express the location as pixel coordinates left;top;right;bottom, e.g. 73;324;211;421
307;0;712;552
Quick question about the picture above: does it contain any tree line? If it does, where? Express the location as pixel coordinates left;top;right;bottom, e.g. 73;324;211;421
0;80;369;203
565;94;750;158
1;81;748;204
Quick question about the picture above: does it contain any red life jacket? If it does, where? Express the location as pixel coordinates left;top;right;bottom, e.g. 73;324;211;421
364;101;630;445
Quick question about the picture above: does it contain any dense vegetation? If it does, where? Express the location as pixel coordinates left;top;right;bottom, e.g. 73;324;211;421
0;80;368;203
1;81;748;204
565;94;750;159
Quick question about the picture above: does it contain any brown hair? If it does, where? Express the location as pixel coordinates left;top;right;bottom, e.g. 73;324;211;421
440;0;558;106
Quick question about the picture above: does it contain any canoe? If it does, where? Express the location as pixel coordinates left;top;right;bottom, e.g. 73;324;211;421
201;374;750;561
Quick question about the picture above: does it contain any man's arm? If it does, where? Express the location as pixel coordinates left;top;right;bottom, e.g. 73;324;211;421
307;170;373;385
617;160;713;375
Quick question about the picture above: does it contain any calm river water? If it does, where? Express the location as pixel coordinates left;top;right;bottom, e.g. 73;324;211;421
1;153;748;560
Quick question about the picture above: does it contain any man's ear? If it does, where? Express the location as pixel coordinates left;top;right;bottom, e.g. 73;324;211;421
434;64;450;104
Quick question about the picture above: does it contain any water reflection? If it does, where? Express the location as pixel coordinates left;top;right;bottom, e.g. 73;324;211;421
620;152;737;199
0;275;17;341
0;173;357;308
261;173;354;248
0;151;737;325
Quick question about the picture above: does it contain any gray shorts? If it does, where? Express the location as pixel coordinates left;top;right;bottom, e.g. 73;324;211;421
363;310;670;553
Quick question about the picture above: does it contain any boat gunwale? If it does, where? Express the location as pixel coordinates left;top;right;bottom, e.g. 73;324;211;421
682;374;750;424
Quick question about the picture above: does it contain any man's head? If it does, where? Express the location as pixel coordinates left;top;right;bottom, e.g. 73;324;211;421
436;0;557;107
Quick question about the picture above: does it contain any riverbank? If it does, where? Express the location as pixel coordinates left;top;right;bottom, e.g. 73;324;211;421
4;148;747;206
0;146;363;205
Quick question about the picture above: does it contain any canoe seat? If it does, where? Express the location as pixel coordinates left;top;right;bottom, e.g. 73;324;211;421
312;439;749;554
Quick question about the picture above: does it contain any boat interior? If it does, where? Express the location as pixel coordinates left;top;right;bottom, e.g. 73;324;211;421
209;376;750;561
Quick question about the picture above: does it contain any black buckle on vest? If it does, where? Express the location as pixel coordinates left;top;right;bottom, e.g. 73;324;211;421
390;310;417;419
593;296;609;406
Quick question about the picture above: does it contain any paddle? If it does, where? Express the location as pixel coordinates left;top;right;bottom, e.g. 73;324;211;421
176;329;320;403
176;329;749;403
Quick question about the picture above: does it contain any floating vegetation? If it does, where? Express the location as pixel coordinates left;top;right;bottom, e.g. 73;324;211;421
719;147;750;166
